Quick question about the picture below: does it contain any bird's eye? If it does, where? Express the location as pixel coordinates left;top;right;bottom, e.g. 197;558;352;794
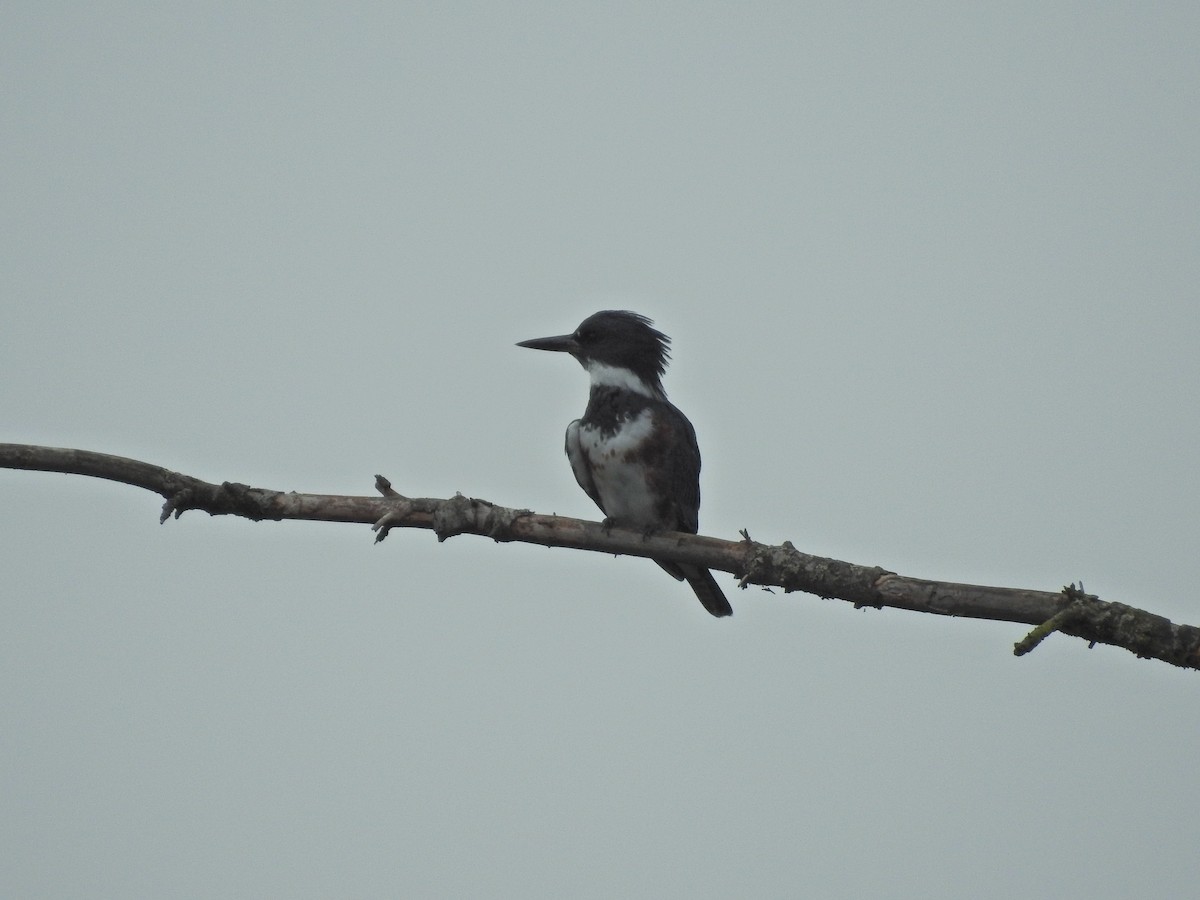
576;328;594;343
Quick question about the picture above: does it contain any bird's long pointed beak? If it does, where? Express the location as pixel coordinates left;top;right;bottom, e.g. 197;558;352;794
516;333;579;353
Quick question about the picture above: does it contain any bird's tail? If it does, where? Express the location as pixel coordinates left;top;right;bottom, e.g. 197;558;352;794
656;560;732;618
681;564;733;617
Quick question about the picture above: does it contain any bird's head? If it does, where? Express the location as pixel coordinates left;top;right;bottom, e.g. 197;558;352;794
517;310;671;398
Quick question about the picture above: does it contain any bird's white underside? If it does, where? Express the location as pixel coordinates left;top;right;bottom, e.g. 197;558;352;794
566;410;661;525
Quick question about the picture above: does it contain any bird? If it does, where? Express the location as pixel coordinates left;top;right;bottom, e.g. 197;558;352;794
517;310;732;617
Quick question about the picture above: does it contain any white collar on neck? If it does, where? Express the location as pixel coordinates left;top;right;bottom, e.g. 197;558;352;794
585;361;663;399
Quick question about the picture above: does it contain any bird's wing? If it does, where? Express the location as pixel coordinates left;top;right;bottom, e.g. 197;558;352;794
656;401;702;534
565;419;605;514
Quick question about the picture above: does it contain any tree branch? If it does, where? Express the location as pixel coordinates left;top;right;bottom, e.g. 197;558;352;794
3;443;1197;670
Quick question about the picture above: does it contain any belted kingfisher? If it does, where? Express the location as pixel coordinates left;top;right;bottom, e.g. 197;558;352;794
517;310;732;617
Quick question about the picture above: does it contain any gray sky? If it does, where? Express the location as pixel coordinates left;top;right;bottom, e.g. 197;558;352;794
3;3;1198;897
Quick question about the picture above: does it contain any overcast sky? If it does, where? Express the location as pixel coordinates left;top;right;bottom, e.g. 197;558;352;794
3;3;1198;898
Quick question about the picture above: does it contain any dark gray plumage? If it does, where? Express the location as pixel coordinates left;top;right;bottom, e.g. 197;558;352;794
517;311;732;617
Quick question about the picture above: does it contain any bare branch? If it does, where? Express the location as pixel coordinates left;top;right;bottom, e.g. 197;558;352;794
3;443;1198;669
